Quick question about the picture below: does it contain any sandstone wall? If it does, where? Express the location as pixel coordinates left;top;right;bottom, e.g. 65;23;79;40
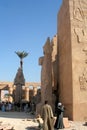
69;0;87;121
51;35;58;90
58;0;87;121
58;0;73;120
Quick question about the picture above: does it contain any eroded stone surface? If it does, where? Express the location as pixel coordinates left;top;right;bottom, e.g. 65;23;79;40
58;0;87;121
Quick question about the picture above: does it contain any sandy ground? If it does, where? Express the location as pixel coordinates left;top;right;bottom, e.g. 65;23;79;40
0;111;39;130
0;111;87;130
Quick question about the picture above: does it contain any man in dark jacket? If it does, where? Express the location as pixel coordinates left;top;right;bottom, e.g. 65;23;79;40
54;102;64;129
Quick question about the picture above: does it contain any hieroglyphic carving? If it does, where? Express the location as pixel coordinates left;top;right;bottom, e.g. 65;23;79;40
80;0;87;22
74;27;87;43
79;68;87;90
73;0;87;21
83;48;87;63
73;0;87;43
73;0;84;21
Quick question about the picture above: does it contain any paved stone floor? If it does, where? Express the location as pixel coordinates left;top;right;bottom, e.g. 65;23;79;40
0;111;86;130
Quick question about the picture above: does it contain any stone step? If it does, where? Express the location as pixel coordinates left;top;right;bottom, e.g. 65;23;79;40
63;117;70;128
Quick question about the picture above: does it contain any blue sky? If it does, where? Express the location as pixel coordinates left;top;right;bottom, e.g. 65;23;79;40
0;0;62;83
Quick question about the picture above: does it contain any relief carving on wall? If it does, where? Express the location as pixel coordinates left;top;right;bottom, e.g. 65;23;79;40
73;0;87;43
73;0;87;21
83;48;87;64
73;0;84;21
79;68;87;90
74;28;87;43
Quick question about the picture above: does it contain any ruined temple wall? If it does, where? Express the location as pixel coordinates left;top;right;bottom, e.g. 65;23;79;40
51;35;58;90
69;0;87;121
58;0;73;120
58;0;87;121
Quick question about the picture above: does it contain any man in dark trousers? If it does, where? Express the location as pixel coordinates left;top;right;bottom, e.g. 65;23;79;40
41;100;54;130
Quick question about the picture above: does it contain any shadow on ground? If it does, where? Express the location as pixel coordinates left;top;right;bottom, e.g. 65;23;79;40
26;126;39;130
0;111;35;119
83;122;87;126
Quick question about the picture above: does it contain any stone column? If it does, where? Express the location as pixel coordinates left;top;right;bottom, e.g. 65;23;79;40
51;35;58;90
33;86;37;96
36;37;53;115
40;37;52;105
25;87;29;101
14;67;25;103
0;90;1;101
8;86;13;102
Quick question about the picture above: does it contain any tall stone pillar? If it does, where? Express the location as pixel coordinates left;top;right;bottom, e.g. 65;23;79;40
51;35;58;90
14;68;25;103
0;90;1;101
15;84;23;103
58;0;87;121
33;86;37;96
40;37;52;105
8;86;13;102
25;87;29;101
36;37;53;115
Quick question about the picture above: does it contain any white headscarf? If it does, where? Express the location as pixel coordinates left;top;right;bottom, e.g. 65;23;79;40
58;102;62;107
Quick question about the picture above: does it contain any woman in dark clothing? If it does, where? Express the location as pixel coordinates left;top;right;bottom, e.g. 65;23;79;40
54;102;64;129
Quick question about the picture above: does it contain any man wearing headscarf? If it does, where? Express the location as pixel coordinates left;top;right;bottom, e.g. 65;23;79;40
41;100;54;130
54;102;64;129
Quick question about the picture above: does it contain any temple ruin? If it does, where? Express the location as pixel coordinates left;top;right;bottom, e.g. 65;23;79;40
0;81;41;104
38;0;87;121
0;0;87;122
58;0;87;121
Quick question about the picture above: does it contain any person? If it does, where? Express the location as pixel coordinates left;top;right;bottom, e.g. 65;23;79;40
1;102;5;112
36;114;43;129
54;102;64;129
41;100;54;130
8;102;12;111
31;102;35;114
24;103;28;113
